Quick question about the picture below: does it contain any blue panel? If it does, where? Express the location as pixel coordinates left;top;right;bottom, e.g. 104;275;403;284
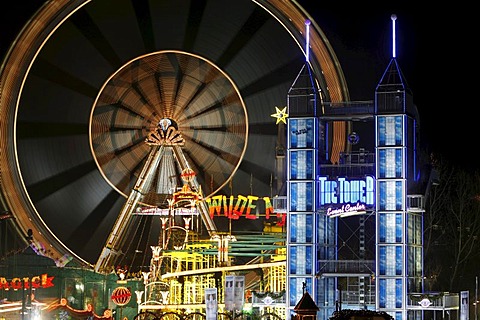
395;245;402;275
395;213;402;243
395;149;402;177
290;120;298;148
290;182;313;211
379;246;386;275
290;214;312;243
297;152;307;179
290;152;298;179
306;150;313;179
290;184;297;211
290;246;297;274
290;215;297;242
379;181;386;210
290;150;314;179
290;118;315;148
395;181;403;210
378;117;386;146
289;277;297;305
306;182;313;211
379;149;386;178
304;277;312;295
289;277;313;307
305;246;314;274
379;214;386;242
395;116;403;145
395;279;402;308
306;245;312;274
306;214;313;242
305;119;315;148
379;279;386;308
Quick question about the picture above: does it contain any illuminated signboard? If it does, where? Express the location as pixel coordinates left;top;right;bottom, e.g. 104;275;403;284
205;195;286;226
319;175;374;217
0;273;54;290
326;202;367;218
135;195;286;226
135;207;198;216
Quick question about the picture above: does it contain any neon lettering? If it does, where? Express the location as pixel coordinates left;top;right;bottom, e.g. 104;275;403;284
205;195;286;226
326;202;367;218
244;195;258;220
319;176;374;206
0;274;54;290
11;278;21;290
263;197;273;220
0;278;9;290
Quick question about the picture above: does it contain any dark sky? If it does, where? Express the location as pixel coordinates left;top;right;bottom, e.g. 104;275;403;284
298;5;473;170
0;2;472;170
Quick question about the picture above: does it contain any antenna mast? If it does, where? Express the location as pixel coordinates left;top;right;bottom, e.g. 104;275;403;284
305;19;311;62
391;14;397;58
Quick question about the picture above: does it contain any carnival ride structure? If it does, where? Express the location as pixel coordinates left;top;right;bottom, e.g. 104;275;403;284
0;0;349;317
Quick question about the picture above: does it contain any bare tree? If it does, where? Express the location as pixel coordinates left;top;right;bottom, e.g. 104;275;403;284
424;155;480;292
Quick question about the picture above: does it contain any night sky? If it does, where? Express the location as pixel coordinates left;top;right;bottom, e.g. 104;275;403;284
1;2;472;170
0;1;475;284
297;4;473;171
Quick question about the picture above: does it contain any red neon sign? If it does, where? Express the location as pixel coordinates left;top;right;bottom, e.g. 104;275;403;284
205;195;286;226
0;273;54;290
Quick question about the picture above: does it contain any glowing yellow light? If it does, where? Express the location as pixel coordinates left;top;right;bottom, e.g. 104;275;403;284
271;106;288;124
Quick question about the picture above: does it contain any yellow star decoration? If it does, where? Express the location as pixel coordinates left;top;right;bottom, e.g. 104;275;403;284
271;106;288;124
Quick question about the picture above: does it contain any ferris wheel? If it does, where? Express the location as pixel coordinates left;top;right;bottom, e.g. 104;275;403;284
0;0;348;269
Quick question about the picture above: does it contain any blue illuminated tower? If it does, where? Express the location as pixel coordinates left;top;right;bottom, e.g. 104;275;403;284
285;19;325;319
286;15;424;320
374;15;423;319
